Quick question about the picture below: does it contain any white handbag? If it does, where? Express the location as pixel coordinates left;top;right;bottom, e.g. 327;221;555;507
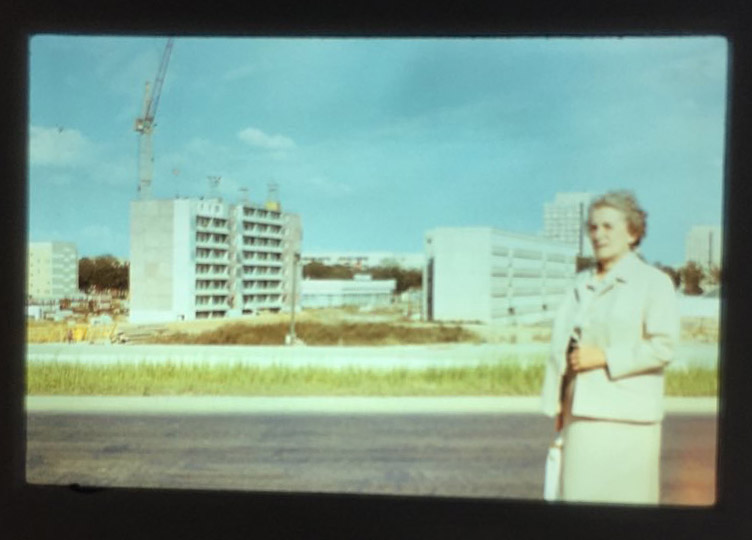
544;434;564;501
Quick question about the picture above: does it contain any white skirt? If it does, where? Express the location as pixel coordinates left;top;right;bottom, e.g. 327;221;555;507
561;414;661;504
559;374;662;505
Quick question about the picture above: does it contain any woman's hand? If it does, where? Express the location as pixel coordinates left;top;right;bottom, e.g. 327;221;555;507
567;345;607;372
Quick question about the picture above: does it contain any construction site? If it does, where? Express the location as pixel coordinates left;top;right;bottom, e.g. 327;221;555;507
25;37;721;351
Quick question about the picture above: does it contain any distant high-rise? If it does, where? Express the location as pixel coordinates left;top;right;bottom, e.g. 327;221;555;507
685;225;722;269
543;192;595;256
27;242;79;300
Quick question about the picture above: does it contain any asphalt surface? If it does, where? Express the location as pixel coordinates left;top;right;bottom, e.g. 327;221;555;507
25;408;717;506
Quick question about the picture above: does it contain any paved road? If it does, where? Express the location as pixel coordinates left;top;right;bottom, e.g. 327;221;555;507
26;410;716;505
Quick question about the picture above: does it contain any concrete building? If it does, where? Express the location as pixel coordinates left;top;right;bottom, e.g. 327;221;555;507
300;275;397;309
302;251;424;270
130;197;302;323
424;227;577;324
543;192;595;257
27;242;79;300
685;225;723;269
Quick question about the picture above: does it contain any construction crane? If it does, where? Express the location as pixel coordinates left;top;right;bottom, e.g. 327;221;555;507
134;38;174;200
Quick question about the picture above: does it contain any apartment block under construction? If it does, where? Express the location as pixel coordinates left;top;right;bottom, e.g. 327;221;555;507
129;192;302;324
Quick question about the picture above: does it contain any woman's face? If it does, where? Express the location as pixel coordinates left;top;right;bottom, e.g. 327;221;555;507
588;206;637;266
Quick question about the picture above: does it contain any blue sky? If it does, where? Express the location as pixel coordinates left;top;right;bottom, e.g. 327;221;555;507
28;35;728;266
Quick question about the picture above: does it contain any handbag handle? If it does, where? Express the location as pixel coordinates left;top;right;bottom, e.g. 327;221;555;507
550;434;563;449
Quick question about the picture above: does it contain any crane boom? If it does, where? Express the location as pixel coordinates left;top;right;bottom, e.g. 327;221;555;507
147;38;173;123
135;38;174;199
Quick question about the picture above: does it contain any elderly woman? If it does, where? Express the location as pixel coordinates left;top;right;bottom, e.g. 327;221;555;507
541;191;680;504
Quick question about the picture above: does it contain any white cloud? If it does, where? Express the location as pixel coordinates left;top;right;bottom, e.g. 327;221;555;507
29;125;141;189
28;125;89;167
238;127;296;151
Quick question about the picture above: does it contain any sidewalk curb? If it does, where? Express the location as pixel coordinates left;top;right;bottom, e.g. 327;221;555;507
25;396;719;416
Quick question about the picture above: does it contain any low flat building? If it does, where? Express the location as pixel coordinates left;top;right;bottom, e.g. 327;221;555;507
424;227;577;324
300;275;396;309
302;251;423;270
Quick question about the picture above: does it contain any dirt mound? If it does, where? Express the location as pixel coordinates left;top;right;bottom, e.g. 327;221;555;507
150;320;480;346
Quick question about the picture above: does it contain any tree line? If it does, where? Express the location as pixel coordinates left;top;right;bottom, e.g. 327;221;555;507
302;261;422;294
79;255;718;297
577;256;719;296
79;255;129;293
77;257;423;295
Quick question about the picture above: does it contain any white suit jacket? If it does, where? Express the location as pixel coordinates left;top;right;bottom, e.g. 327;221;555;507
540;252;680;423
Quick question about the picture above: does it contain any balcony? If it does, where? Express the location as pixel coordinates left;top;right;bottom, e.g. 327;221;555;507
195;303;230;313
196;220;229;234
239;268;281;277
195;237;230;249
245;245;283;255
242;284;282;294
195;271;229;280
196;258;230;266
195;251;229;264
241;213;283;227
240;240;283;251
195;278;229;288
195;287;230;295
243;295;283;308
241;228;284;240
240;254;284;265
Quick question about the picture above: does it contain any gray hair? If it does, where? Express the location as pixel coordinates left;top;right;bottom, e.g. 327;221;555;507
588;190;647;248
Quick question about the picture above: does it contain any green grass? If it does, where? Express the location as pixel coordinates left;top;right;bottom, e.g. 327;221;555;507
150;321;481;346
26;362;718;397
664;367;719;396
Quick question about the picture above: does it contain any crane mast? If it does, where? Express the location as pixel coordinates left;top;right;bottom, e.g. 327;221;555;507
135;38;174;200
